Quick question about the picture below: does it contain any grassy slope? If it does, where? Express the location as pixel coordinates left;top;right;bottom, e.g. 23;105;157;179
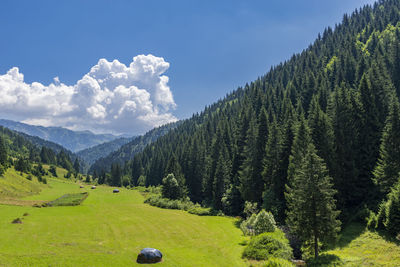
316;223;400;266
0;179;246;266
0;167;44;199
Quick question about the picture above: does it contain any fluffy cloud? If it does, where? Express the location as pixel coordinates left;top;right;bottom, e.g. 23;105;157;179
0;54;177;134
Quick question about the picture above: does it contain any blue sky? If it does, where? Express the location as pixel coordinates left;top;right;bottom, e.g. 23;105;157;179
0;0;376;134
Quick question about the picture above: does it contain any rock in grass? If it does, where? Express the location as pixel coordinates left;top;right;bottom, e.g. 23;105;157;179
136;248;162;264
11;218;22;224
80;185;84;188
113;189;120;193
91;186;96;189
23;213;29;216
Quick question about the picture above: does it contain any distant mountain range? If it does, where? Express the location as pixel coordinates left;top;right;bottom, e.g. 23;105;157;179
0;119;120;152
77;137;135;166
89;122;179;173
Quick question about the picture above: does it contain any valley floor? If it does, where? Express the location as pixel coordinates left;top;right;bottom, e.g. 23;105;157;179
0;177;246;266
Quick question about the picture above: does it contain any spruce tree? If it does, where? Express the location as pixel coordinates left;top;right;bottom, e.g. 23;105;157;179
285;144;341;258
287;115;311;185
308;96;335;174
373;99;400;194
262;119;282;219
73;158;80;174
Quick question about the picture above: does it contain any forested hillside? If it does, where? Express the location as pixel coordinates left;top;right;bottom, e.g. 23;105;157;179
105;0;400;236
89;122;179;174
77;136;134;166
0;126;78;176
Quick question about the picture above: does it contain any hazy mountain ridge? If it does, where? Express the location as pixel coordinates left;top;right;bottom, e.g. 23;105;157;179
0;119;119;152
77;136;135;165
89;122;180;173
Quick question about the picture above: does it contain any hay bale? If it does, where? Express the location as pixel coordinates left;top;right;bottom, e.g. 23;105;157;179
11;218;22;224
136;248;162;264
113;189;120;193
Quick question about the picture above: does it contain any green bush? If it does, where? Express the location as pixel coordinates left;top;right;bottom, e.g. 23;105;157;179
240;210;276;236
242;229;293;261
254;210;276;235
240;213;257;235
145;195;215;216
263;257;294;267
188;204;213;216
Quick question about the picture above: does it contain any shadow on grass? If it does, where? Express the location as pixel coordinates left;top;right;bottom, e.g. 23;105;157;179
334;222;365;248
306;254;342;267
375;228;400;246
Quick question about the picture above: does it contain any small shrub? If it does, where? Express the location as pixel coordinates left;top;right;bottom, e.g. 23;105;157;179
241;210;276;236
162;173;181;200
242;229;293;261
42;177;47;184
26;174;32;181
137;175;146;186
49;165;57;177
244;201;259;219
254;210;276;235
240;213;257;236
188;205;213;216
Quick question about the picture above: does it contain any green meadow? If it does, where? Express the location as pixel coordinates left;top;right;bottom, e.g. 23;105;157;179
2;168;400;266
0;173;247;267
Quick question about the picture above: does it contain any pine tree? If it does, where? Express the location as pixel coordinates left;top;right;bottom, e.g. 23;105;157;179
239;113;264;204
286;144;341;258
287;115;311;185
262;119;282;219
73;158;80;174
162;173;181;200
110;163;122;187
308;96;335;174
373;99;400;194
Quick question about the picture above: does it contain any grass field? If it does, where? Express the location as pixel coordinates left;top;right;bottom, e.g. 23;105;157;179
0;176;247;266
308;223;400;266
2;169;400;266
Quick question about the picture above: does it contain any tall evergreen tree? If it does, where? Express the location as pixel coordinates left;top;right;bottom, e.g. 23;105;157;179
373;98;400;194
110;163;122;187
308;96;335;174
73;158;80;174
286;144;341;258
262;119;283;219
287;115;311;185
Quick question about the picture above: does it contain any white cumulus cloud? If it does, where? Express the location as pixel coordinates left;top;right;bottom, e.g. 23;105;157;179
0;54;178;135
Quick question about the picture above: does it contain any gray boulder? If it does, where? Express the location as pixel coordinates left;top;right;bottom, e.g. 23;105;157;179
136;248;162;264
